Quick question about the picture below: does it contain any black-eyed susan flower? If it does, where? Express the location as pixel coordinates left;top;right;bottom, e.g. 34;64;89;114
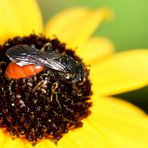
0;0;148;148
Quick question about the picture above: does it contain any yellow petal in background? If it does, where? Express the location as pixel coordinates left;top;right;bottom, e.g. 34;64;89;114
92;96;146;118
45;7;112;48
0;0;43;44
89;96;148;148
76;37;114;65
91;50;148;96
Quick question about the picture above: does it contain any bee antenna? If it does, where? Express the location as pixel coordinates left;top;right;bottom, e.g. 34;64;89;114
41;42;53;51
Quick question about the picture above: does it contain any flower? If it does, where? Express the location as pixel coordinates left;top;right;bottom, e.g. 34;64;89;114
0;0;148;148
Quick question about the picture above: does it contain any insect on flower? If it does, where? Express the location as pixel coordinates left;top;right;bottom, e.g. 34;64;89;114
5;43;85;82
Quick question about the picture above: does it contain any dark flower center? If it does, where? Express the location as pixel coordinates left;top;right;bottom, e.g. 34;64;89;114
0;34;92;144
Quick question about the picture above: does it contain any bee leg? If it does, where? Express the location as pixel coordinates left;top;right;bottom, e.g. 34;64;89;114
41;42;53;51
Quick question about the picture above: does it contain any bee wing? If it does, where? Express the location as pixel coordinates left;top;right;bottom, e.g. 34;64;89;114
36;51;67;72
6;44;68;72
6;44;37;66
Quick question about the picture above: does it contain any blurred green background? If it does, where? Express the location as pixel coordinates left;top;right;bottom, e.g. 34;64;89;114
38;0;148;112
38;0;148;51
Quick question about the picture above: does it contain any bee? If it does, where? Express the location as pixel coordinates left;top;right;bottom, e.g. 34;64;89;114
5;43;84;82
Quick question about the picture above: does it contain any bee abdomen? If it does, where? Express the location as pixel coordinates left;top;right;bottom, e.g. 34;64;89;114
5;62;45;79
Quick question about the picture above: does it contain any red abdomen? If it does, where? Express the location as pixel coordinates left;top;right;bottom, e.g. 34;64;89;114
5;62;45;79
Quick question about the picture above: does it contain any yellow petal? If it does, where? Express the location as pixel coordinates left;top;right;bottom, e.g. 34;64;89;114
91;50;148;96
0;130;7;147
45;7;112;48
1;136;25;148
0;131;57;148
57;119;114;148
0;0;43;44
88;96;148;147
35;139;56;148
76;37;114;65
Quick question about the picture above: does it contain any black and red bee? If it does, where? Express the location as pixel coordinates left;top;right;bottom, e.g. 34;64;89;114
5;43;84;82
